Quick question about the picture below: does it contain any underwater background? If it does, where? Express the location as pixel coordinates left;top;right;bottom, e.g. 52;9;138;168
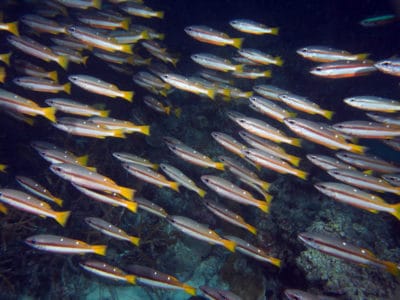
0;0;400;299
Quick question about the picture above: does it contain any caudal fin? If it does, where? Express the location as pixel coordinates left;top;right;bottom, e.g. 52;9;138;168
287;154;301;167
91;245;107;256
246;224;257;235
295;169;308;180
269;27;279;35
48;71;58;82
232;38;243;49
129;236;140;246
214;162;225;171
258;201;270;213
57;55;69;70
6;21;19;36
290;138;302;147
52;197;63;207
390;203;400;221
274;56;284;66
119;186;135;200
223;239;236;252
196;188;206;198
124;200;138;213
183;285;196;296
0;203;8;214
269;257;282;268
349;143;367;154
356;53;369;60
121;91;134;102
63;82;71;94
322;109;334;120
42;107;57;122
125;275;136;285
54;210;71;227
169;181;180;192
137;125;150;136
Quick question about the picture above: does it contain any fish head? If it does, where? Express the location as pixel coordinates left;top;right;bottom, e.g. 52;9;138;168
284;289;310;300
298;232;320;248
66;25;77;34
296;47;309;57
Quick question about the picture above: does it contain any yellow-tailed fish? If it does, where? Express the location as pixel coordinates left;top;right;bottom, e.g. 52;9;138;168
253;84;290;101
53;0;102;9
16;176;63;206
296;46;368;62
184;25;243;49
120;2;164;19
143;95;181;117
20;14;66;35
88;117;149;135
136;196;168;218
333;120;400;139
112;152;158;169
80;260;136;284
191;53;243;73
306;154;356;171
229;19;279;35
211;131;248;158
13;77;71;94
36;148;89;166
249;95;295;122
52;46;89;66
344;96;400;113
279;93;333;120
76;11;130;30
110;29;150;44
14;59;58;81
335;151;400;173
310;60;376;78
232;67;272;79
45;98;109;117
238;48;283;66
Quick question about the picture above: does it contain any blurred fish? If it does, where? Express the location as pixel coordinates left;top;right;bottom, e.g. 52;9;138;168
299;232;400;276
85;217;140;246
375;58;400;77
315;182;400;220
229;19;278;35
249;96;296;123
13;77;71;94
211;131;248;158
126;265;196;295
80;260;136;284
191;53;243;72
279;93;333;120
284;289;338;300
76;11;130;30
20;14;66;35
333;120;400;139
336;151;400;173
14;59;58;82
52;46;89;65
51;35;93;51
143;95;181;117
310;60;376;78
184;25;243;49
238;48;283;66
297;46;368;62
0;20;19;36
133;71;171;96
360;14;398;27
167;215;236;252
69;74;134;102
200;286;242;300
89;117;150;135
253;84;290;101
0;189;70;226
16;176;63;206
53;0;102;9
366;113;400;126
26;234;106;255
113;152;158;169
120;2;164;19
110;29;150;44
0;52;11;66
36;148;89;166
344;96;400;112
136;196;168;218
45;98;109;117
231;66;272;79
306;154;356;171
382;174;400;187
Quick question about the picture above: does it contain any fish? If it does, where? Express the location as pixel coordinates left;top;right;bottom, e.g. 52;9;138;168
113;153;158;169
51;46;89;65
125;265;196;295
14;59;58;81
228;111;301;147
202;199;257;234
200;286;243;300
374;58;400;77
16;176;63;206
229;19;279;35
0;52;11;66
68;74;134;102
284;289;340;300
13;77;71;94
51;35;93;51
7;35;68;69
159;163;206;197
80;260;136;284
314;182;400;220
20;14;66;35
296;46;368;62
184;25;243;48
122;162;180;192
163;136;224;170
53;0;102;9
143;95;181;117
75;11;130;30
0;20;19;36
253;84;290;101
366;113;400;126
167;215;236;252
382;174;400;187
310;60;377;78
88;117;150;135
298;232;400;276
36;148;89;166
360;14;398;27
45;98;109;117
135;196;168;218
120;2;164;19
249;95;296;122
0;189;70;226
335;151;400;173
237;48;283;66
211;131;248;158
110;29;150;44
160;73;215;99
225;235;281;267
191;53;243;73
53;117;126;139
242;148;308;180
0;88;56;122
327;169;400;195
50;163;135;200
85;217;140;246
73;184;137;213
284;118;365;153
344;96;400;112
231;66;272;79
201;175;270;212
332;120;400;139
66;25;133;54
26;234;106;255
306;154;356;171
278;93;334;120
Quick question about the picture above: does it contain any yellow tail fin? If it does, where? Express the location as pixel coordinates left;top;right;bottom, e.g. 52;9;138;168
246;224;257;235
92;0;102;9
269;27;279;35
323;110;334;120
296;170;308;180
141;30;150;40
92;245;107;256
244;91;254;98
264;70;272;78
174;107;182;118
391;203;400;221
57;55;69;70
349;143;366;154
265;194;273;203
235;64;244;72
156;11;164;19
0;67;5;83
269;257;282;268
52;197;63;207
290;138;302;147
0;52;11;66
63;82;71;94
169;181;180;192
0;203;8;214
113;129;126;139
129;236;140;246
124;200;138;213
258;201;270;213
54;210;71;227
223;239;236;252
260;180;270;191
214;162;225;171
121;19;130;31
122;90;134;102
42;107;57;122
6;21;19;36
197;188;206;198
232;38;243;49
382;260;400;276
119;186;135;200
164;106;171;115
356;53;369;60
100;110;110;117
77;155;89;166
48;71;58;82
287;154;301;167
274;56;284;66
121;44;133;54
125;275;136;285
82;56;89;66
138;125;150;136
0;164;7;173
183;285;196;296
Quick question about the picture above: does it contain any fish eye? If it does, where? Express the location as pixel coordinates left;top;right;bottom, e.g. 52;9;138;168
203;178;209;182
315;67;322;71
381;61;390;66
336;125;344;128
301;49;308;53
69;26;76;32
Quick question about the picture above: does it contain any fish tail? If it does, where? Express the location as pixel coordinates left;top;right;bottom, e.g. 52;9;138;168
207;89;216;100
6;21;19;36
0;67;5;83
54;210;71;227
129;236;140;246
113;129;126;138
183;285;197;296
265;194;273;203
169;181;180;192
93;0;102;9
121;44;133;54
356;53;369;60
349;143;366;154
48;71;58;82
121;19;130;30
258;201;270;213
100;110;110;117
244;91;254;98
42;107;57;122
125;275;136;285
214;162;225;171
235;64;244;72
174;107;182;118
287;154;301;167
269;257;282;268
77;155;89;166
296;169;308;180
164;106;171;115
196;188;207;198
263;70;272;77
394;188;400;196
0;164;7;173
269;27;279;35
125;200;138;213
391;203;400;221
1;52;11;66
141;30;150;40
157;33;165;40
323;109;334;120
151;163;159;170
274;56;284;66
63;82;71;94
0;203;8;214
122;90;134;102
57;55;69;70
170;57;179;67
156;11;164;19
290;138;302;147
232;38;244;49
138;125;150;136
23;116;35;126
92;245;107;256
260;180;270;191
82;56;89;66
382;260;400;276
53;197;63;207
119;186;135;200
223;239;236;252
246;223;257;235
87;167;97;172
